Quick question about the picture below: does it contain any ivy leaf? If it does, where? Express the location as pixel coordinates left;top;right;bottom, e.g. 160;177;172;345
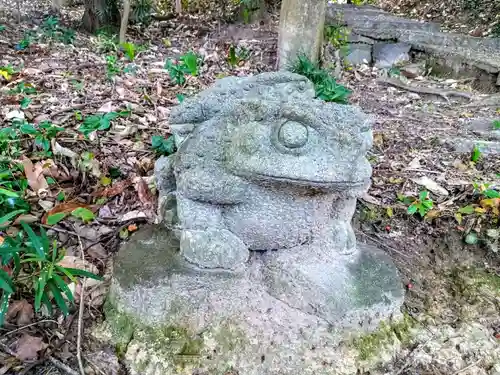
46;213;67;225
407;204;418;215
20;97;31;109
71;207;95;223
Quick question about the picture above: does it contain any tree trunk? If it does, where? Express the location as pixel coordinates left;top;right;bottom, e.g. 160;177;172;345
277;0;326;70
82;0;119;33
119;0;131;43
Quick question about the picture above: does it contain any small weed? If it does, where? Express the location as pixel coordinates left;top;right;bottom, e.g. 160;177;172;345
164;51;203;85
8;82;37;95
151;135;176;156
471;144;482;162
78;110;130;136
18;120;64;155
324;25;350;51
120;42;138;61
290;54;351;104
0;25;5;32
492;119;500;129
105;55;122;78
227;44;251;68
0;222;102;325
71;79;84;91
399;191;433;217
40;16;75;45
15;30;35;50
0;65;18;81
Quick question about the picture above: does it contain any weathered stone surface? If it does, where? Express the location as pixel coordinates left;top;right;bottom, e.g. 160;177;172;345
107;225;404;375
372;42;411;68
107;72;404;374
345;43;373;65
326;4;500;90
441;137;500;155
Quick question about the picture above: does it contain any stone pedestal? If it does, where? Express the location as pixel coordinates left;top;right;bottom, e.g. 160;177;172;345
105;225;404;375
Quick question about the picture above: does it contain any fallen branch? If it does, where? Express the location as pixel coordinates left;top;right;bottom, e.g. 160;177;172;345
48;356;80;375
377;77;473;103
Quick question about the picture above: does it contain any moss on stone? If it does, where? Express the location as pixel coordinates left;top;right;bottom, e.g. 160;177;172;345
103;297;250;374
350;312;416;361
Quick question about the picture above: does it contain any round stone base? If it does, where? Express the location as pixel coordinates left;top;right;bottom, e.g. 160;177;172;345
104;225;405;375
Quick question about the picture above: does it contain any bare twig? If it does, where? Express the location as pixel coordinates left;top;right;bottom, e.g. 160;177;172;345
377;77;473;103
0;320;58;338
50;100;103;119
48;356;80;375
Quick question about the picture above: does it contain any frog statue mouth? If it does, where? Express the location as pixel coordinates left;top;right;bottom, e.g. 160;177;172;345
248;173;371;191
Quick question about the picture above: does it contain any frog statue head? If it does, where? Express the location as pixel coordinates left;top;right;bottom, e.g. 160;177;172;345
166;71;374;199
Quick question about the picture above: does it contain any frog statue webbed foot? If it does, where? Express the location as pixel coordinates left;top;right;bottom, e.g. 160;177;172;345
176;195;250;271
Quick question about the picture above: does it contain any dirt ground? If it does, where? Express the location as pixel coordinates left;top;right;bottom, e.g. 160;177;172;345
0;2;498;375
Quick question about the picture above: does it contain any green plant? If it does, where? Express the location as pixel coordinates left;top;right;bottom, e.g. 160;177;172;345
473;182;500;199
471;144;482;162
105;55;122;78
0;168;30;227
0;25;5;32
398;191;434;217
16;30;35;50
151;135;176;156
8;82;37;95
227;44;251;67
131;0;153;25
407;191;433;217
78;110;130;136
324;25;350;51
120;42;137;61
164;51;203;85
0;65;18;81
0;222;102;325
492;119;500;129
290;54;351;104
18;120;64;155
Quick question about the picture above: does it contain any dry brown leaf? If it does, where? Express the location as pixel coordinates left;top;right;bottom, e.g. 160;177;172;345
6;299;34;325
14;334;46;361
87;243;108;260
135;179;154;207
41;202;93;224
58;255;98;274
22;157;49;195
93;179;132;198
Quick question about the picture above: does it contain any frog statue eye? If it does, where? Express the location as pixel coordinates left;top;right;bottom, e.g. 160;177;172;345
277;121;309;149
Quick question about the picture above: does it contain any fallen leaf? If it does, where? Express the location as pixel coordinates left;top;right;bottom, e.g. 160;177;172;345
51;139;78;161
361;192;382;206
58;255;98;274
22;157;49;195
6;299;34;325
135;179;154;206
127;224;138;232
411;176;449;196
42;202;92;224
87;243;107;259
120;210;147;222
97;101;116;113
5;110;24;121
93;179;132;198
13;334;46;361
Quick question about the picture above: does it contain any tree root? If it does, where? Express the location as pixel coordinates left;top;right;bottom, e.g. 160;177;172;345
377;77;473;103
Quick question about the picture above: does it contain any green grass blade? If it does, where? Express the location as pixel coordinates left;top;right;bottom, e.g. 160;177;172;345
0;269;14;294
52;273;74;304
48;279;69;316
0;291;11;327
35;268;48;312
0;188;19;198
54;265;78;284
20;222;46;260
0;209;26;226
64;267;103;281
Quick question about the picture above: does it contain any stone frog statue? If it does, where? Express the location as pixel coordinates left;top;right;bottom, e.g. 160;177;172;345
155;72;373;272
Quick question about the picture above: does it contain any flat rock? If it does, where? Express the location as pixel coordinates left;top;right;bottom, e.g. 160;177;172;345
106;225;404;375
326;4;500;90
441;137;500;155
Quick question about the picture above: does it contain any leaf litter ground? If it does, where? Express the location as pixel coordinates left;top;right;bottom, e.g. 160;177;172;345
0;3;499;375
